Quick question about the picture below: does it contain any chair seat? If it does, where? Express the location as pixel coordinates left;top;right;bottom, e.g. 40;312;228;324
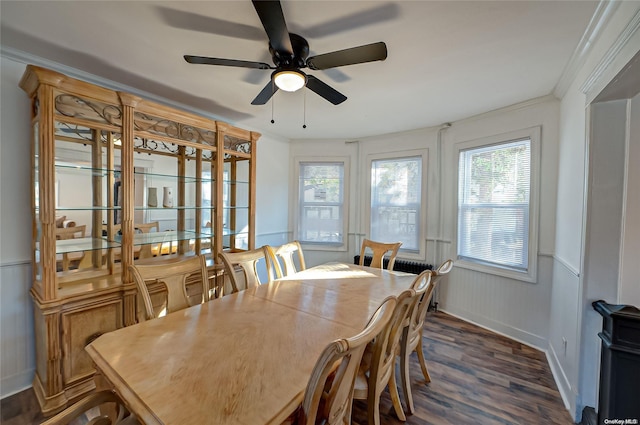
353;370;368;398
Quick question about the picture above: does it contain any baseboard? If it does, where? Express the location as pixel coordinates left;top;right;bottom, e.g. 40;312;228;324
546;342;575;416
0;382;32;400
439;307;547;350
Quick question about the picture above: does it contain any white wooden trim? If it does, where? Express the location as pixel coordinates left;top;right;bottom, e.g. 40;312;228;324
554;1;621;98
581;7;640;100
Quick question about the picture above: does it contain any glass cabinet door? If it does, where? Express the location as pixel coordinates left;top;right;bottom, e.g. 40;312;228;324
223;158;250;251
132;139;216;262
48;122;121;281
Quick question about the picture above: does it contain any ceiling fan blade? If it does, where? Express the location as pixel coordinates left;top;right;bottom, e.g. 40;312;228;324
305;75;347;105
184;55;273;70
252;0;293;55
251;80;279;105
301;3;399;38
307;42;387;70
157;6;264;41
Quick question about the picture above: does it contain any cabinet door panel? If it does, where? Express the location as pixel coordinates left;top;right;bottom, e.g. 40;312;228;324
62;299;123;385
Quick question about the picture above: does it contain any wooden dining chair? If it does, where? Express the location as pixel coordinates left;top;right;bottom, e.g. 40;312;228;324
433;258;454;282
128;254;209;321
267;240;306;278
352;288;416;425
397;270;435;415
359;239;402;271
288;297;397;425
134;221;160;259
56;225;91;271
40;390;138;425
218;247;273;295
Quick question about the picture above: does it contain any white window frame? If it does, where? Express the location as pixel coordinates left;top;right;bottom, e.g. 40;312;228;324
452;127;540;283
365;149;428;261
292;156;350;252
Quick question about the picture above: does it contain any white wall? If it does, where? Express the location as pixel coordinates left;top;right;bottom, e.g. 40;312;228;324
0;55;290;398
437;97;560;350
550;2;640;420
579;99;628;413
1;58;34;397
255;132;290;248
619;92;640;306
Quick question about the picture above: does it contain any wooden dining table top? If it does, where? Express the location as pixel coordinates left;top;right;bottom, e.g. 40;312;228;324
86;262;418;425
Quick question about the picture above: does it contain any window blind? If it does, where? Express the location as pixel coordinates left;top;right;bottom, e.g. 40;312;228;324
370;156;421;251
298;162;344;244
457;139;531;270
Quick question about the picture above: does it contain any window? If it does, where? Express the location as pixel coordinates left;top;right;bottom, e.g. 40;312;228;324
455;127;539;281
296;161;347;248
370;156;422;252
365;150;427;259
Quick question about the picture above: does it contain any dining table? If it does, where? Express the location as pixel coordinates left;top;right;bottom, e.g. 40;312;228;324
85;261;419;425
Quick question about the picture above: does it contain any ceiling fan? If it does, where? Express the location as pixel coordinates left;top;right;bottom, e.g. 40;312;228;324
184;0;388;105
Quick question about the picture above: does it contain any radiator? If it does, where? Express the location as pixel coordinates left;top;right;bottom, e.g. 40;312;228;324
354;255;432;274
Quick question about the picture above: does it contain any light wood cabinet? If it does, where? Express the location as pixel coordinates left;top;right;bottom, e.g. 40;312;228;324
20;65;259;415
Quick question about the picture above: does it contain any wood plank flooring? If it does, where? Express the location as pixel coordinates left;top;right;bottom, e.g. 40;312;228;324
1;311;574;425
352;311;574;425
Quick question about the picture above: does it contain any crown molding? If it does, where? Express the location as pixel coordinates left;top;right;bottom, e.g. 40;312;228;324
580;6;640;99
554;1;620;99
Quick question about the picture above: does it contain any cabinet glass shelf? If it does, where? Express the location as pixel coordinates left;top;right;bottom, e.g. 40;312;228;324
54;164;118;176
55;237;121;254
134;170;211;184
127;230;213;246
134;206;214;211
56;206;121;211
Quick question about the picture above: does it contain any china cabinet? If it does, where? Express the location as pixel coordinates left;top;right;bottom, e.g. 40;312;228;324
20;65;258;415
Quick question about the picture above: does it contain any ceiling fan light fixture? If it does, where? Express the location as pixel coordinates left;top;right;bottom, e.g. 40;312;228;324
274;70;306;92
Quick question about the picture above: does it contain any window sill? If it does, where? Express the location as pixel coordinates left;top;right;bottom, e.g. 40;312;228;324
300;242;348;252
454;258;536;283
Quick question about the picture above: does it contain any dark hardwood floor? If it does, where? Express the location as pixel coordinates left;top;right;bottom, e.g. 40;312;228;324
1;312;574;425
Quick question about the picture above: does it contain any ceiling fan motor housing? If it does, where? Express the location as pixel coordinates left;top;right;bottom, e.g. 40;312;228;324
269;33;309;69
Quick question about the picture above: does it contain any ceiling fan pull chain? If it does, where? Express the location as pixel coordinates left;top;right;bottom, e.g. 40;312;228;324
271;80;275;124
303;88;307;129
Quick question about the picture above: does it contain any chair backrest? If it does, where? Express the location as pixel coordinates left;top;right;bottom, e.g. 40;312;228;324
367;288;416;395
298;297;397;425
128;255;209;320
405;270;435;350
135;221;159;233
135;222;160;259
433;259;453;283
218;247;273;294
359;238;402;270
267;240;306;278
56;225;86;240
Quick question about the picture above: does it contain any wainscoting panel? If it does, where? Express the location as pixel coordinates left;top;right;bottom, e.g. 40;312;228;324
1;261;35;399
438;255;553;350
547;256;581;415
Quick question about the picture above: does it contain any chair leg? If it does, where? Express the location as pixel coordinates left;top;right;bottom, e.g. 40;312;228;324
399;340;415;414
388;367;406;421
366;391;381;425
416;342;431;383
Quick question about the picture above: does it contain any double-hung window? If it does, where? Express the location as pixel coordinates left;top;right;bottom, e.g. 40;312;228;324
367;151;427;258
455;127;539;281
296;160;348;249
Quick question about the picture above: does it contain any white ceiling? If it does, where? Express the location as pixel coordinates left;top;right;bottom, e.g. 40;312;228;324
0;1;598;140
